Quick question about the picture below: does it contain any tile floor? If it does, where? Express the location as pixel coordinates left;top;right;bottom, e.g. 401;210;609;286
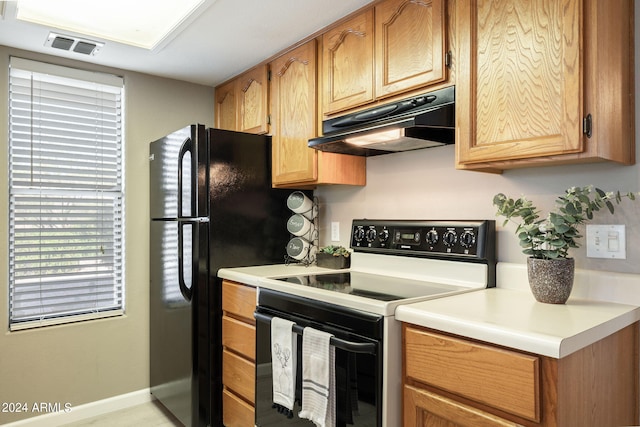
64;401;181;427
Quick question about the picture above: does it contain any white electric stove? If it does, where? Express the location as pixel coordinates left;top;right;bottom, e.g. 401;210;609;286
253;219;496;427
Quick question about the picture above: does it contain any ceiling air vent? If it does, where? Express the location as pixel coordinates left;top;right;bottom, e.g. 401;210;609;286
45;32;104;56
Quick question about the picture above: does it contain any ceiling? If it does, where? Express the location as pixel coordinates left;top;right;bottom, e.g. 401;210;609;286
0;0;373;87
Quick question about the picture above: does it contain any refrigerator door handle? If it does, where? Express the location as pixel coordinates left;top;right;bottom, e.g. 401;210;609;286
177;137;197;219
177;221;196;302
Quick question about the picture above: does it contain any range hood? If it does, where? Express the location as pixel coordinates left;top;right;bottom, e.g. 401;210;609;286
309;86;455;156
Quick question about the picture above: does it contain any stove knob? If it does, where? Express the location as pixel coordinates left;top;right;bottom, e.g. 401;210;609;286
426;229;439;246
354;227;365;242
460;230;476;248
443;230;457;246
378;229;389;243
365;228;377;243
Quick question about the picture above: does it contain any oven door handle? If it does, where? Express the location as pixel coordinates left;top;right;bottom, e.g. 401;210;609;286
254;311;377;355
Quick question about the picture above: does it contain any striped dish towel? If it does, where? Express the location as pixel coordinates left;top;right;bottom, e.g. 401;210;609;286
299;327;335;427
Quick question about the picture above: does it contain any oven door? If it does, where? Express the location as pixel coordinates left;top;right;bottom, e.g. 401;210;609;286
254;290;383;427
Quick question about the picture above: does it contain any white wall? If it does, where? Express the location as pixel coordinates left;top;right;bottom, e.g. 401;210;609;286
0;46;215;424
316;4;640;276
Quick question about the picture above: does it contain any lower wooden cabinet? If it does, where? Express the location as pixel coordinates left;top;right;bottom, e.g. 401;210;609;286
403;322;639;426
404;326;539;422
221;280;257;427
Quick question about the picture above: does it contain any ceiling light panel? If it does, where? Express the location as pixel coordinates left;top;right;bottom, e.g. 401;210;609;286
16;0;215;50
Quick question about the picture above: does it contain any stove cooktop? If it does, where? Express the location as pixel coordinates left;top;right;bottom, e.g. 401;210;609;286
276;271;467;302
260;220;496;315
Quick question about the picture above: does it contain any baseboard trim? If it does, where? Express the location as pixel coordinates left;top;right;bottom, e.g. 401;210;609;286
4;388;153;427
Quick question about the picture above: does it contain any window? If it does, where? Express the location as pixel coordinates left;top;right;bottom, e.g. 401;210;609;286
8;57;125;330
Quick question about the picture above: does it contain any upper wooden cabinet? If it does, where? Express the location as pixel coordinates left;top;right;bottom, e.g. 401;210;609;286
322;0;447;116
270;40;318;185
238;65;269;134
455;0;635;171
271;40;366;188
214;79;237;131
215;64;269;134
375;0;447;98
322;9;375;114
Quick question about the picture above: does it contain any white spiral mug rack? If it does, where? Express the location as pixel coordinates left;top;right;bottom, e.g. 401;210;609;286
284;191;318;266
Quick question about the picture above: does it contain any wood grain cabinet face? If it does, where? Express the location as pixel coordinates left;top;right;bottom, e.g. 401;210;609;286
214;65;269;134
221;280;257;427
270;40;319;186
238;65;269;134
375;0;447;98
404;385;521;427
322;10;375;115
223;389;254;427
404;326;540;422
403;323;639;427
321;0;447;116
456;0;582;165
270;40;367;188
456;0;635;170
214;79;237;131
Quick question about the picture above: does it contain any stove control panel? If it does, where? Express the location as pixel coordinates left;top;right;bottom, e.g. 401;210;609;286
350;219;495;261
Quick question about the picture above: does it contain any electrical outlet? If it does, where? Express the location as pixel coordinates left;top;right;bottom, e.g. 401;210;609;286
331;221;340;241
586;224;626;259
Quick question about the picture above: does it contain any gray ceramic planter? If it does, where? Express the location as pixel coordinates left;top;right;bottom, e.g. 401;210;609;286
316;252;350;269
527;257;575;304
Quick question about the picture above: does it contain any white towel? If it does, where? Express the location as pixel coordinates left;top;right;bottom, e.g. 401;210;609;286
299;327;335;427
271;317;297;414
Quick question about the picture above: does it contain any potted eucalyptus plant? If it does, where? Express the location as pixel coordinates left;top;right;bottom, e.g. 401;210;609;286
493;186;637;304
316;245;351;269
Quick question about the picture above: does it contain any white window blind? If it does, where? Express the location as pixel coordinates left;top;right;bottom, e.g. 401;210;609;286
8;57;125;330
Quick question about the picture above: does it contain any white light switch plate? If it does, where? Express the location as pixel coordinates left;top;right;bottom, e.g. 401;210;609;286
586;224;626;259
331;221;340;241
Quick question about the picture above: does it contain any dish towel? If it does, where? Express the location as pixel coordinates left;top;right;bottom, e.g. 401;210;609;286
299;327;336;427
271;317;297;418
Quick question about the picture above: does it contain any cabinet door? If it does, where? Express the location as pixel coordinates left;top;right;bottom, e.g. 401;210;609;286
214;79;237;131
270;40;318;186
375;0;446;98
456;0;583;166
404;385;521;427
237;65;269;134
322;9;374;114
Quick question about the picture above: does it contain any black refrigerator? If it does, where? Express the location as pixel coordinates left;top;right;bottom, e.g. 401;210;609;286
149;124;292;426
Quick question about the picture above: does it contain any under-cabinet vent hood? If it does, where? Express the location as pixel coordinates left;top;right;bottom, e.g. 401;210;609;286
309;86;455;156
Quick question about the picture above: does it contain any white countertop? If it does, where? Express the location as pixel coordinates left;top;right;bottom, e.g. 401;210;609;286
219;262;640;359
218;263;483;316
218;263;332;287
395;287;640;358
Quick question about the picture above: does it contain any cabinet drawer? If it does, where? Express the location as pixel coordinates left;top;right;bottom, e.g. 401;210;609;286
404;326;540;422
222;349;255;404
222;315;256;360
223;389;255;427
404;384;521;427
222;280;256;321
